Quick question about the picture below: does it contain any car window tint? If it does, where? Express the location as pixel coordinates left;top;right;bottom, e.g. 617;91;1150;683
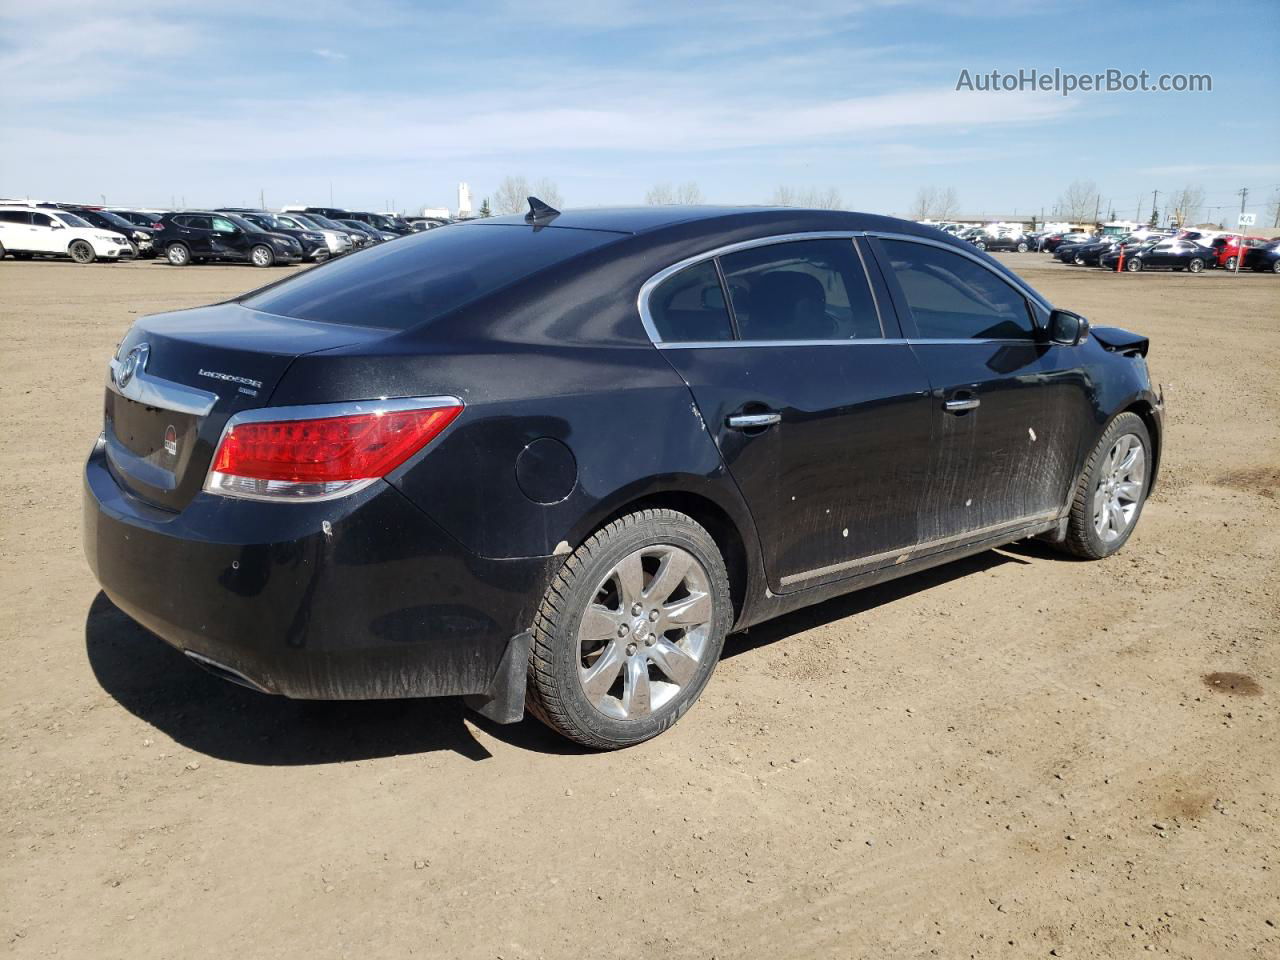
648;260;733;342
242;223;622;331
0;210;30;224
31;213;53;227
211;217;236;233
880;239;1034;340
718;238;881;341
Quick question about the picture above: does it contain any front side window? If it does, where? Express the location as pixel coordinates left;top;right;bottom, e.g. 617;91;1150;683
53;212;90;228
879;239;1035;340
718;238;881;341
647;261;734;342
31;213;54;228
211;217;237;233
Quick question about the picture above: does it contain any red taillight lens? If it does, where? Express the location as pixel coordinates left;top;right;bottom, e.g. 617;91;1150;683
207;404;461;500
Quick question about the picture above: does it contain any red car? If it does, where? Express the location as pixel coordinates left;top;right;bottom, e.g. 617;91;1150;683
1207;235;1268;270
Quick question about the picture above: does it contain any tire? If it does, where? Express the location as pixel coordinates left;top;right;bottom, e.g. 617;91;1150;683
1272;260;1280;274
1074;254;1085;265
975;241;987;250
69;240;95;264
1126;258;1142;272
1224;256;1237;271
1017;242;1029;253
1188;258;1205;274
166;243;191;266
250;244;274;268
1055;412;1152;560
526;508;732;749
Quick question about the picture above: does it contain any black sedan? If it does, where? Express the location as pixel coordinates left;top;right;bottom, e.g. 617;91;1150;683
1099;238;1160;271
1063;238;1119;266
968;234;1030;253
1121;238;1214;273
1242;241;1280;273
152;212;303;267
84;203;1163;748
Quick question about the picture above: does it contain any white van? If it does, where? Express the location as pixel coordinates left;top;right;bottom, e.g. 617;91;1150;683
0;206;134;263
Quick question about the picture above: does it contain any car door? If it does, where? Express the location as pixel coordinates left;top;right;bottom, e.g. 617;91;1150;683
0;210;32;251
869;235;1072;542
28;212;66;253
646;235;933;594
1142;240;1178;268
209;216;247;261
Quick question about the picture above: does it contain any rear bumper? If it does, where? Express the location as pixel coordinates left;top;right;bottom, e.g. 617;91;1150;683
83;440;557;701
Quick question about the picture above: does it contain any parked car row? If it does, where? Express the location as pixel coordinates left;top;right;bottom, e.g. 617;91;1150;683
0;201;423;266
1049;230;1280;274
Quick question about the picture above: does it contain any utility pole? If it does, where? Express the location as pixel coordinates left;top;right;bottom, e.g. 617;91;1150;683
259;188;265;210
329;181;334;206
1234;187;1249;274
1151;189;1159;226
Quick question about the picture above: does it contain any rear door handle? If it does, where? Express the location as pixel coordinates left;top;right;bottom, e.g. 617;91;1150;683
726;412;781;430
943;397;981;413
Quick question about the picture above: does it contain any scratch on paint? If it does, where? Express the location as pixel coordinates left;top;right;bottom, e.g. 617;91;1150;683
1028;427;1037;441
690;402;706;430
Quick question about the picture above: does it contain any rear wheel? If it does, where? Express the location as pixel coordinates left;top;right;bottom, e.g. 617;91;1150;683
1055;412;1151;560
69;240;95;264
166;243;191;266
526;509;732;749
0;240;6;260
1188;258;1205;273
250;244;274;267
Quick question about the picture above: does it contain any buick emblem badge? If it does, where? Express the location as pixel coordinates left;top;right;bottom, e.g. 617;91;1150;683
117;343;149;388
164;424;178;457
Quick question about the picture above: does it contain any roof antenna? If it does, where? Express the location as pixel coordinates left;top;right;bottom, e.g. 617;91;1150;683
525;196;560;224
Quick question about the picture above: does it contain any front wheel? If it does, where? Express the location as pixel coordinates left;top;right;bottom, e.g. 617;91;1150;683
1017;242;1029;253
1055;412;1152;560
250;244;274;267
1188;258;1205;273
1126;258;1143;272
526;509;732;749
974;241;987;250
69;240;95;264
1271;260;1280;274
1224;256;1237;271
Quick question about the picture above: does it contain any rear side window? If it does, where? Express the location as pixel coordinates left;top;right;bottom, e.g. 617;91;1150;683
648;261;734;342
0;210;29;224
719;239;882;341
242;224;622;330
880;239;1034;341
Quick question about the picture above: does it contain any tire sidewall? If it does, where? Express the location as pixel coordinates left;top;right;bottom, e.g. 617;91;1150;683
167;243;190;266
535;512;731;748
251;244;274;267
1076;413;1152;558
70;240;94;264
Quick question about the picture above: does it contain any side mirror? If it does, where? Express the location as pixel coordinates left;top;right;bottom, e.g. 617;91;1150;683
1047;309;1089;346
50;221;65;230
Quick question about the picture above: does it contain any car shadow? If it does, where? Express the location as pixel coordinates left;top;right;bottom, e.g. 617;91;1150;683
86;548;1030;764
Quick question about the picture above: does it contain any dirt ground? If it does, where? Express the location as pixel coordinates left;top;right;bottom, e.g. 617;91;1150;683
1;253;1277;959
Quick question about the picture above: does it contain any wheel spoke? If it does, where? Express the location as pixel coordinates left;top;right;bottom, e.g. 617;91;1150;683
644;549;691;604
663;592;711;627
648;639;700;687
1116;481;1142;502
623;657;652;717
579;604;622;642
1108;500;1126;535
1117;441;1142;475
614;552;644;607
581;641;625;701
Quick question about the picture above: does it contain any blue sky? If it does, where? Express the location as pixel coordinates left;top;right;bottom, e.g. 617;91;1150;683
1;0;1277;221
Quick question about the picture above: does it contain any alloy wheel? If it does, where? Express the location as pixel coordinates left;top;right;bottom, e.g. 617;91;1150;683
575;544;713;721
1092;433;1146;544
70;241;94;264
251;245;273;267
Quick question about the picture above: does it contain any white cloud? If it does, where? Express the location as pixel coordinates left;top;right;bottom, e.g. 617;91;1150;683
312;48;349;61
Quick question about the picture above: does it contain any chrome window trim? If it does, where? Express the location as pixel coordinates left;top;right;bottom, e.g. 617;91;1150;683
654;337;1039;351
637;231;872;345
108;358;219;417
203;395;463;503
868;230;1053;313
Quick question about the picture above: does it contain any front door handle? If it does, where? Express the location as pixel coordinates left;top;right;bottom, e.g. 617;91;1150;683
726;412;781;430
943;397;981;413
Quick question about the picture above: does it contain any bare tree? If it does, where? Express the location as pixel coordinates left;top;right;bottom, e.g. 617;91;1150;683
493;176;563;215
771;185;842;209
1056;180;1101;222
675;181;702;204
532;177;563;209
493;176;529;215
909;186;939;220
1268;187;1280;229
909;186;960;220
1168;184;1206;226
646;182;675;205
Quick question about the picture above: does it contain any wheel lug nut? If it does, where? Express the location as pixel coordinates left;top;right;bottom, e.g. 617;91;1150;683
617;624;629;637
648;609;659;622
631;603;643;616
644;636;655;646
626;643;637;656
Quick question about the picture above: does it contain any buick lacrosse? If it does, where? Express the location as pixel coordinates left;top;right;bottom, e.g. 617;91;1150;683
84;202;1163;748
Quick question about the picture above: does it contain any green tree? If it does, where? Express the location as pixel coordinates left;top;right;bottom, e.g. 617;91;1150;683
479;197;492;218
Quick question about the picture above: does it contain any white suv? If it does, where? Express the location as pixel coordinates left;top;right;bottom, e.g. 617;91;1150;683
0;206;134;263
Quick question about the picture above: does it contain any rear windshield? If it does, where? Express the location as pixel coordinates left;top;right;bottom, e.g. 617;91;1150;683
242;223;622;330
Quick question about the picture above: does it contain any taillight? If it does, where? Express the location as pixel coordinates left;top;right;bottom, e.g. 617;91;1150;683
204;400;462;501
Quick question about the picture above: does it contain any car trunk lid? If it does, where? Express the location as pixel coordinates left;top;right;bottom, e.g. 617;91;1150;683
103;302;387;511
